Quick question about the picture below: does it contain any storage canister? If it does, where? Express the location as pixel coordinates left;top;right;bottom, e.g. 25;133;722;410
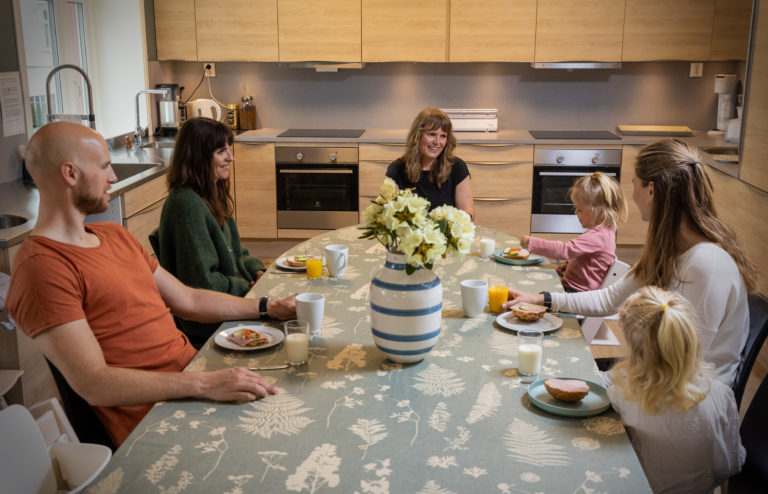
240;96;257;130
226;104;239;129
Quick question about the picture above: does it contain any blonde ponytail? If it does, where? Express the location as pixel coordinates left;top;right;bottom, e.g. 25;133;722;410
611;286;710;413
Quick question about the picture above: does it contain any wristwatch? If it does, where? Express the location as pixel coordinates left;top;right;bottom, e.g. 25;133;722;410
259;297;270;319
539;291;552;310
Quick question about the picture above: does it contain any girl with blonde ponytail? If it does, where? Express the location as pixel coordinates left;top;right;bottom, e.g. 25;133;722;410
521;171;627;291
505;139;753;386
608;286;744;493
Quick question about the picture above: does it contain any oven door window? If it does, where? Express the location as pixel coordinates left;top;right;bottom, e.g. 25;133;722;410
532;167;619;215
277;165;358;212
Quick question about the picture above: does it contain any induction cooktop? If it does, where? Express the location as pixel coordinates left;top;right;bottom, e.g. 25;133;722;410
529;130;621;140
278;129;365;138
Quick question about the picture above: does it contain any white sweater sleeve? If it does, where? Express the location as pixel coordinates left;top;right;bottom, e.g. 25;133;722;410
550;274;642;316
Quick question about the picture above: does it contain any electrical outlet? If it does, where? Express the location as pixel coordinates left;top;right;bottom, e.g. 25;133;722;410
689;62;703;78
203;63;216;77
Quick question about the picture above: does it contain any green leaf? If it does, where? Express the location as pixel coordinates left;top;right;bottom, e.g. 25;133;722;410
405;264;416;275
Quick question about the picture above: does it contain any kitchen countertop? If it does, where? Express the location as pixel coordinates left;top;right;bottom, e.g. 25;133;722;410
1;128;739;249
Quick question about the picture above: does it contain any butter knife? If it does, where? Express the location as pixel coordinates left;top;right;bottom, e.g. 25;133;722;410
249;363;289;371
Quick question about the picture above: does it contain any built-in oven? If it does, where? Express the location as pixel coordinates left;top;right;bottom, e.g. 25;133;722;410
530;147;622;234
276;145;359;230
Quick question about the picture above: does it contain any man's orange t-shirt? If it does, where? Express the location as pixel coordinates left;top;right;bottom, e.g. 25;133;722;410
7;222;197;446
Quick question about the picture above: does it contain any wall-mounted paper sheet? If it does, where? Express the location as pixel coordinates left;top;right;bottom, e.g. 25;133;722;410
0;72;26;137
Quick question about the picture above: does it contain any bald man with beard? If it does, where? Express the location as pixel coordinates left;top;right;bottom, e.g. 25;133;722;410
7;122;296;446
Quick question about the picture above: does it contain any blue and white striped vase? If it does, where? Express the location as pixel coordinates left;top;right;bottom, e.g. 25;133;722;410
369;250;442;363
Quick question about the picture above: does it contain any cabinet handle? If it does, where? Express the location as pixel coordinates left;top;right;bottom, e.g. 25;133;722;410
462;143;523;148
279;169;354;174
363;160;394;164
474;197;529;203
466;161;530;166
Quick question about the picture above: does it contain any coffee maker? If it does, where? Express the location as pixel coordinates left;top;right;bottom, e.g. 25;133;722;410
714;74;737;131
155;83;184;136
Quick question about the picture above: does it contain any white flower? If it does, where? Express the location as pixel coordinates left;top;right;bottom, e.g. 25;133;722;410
380;177;397;200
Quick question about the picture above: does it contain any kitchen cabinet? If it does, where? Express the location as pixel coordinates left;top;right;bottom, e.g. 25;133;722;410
622;0;714;61
449;0;536;62
534;0;625;62
233;143;277;239
154;0;197;61
0;244;20;274
358;143;404;219
278;0;361;62
740;2;768;193
710;0;752;61
122;175;168;255
362;0;447;62
196;0;278;62
617;145;647;245
457;143;533;236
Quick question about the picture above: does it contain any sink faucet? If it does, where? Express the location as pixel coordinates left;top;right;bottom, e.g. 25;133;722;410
134;89;169;148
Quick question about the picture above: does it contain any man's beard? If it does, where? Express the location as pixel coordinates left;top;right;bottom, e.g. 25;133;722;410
73;184;109;215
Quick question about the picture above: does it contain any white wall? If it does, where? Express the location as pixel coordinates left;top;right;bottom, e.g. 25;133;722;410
88;0;148;139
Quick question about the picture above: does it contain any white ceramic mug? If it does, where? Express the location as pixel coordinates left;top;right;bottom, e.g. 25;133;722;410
324;244;348;277
296;293;325;334
460;279;489;317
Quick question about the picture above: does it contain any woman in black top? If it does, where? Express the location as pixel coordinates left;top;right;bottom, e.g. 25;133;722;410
386;107;475;219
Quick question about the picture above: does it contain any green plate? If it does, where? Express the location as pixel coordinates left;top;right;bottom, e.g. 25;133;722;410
493;249;545;266
527;378;611;417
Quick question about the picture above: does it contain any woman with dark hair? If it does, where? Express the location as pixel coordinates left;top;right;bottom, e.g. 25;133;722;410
386;107;474;218
504;138;757;386
158;117;288;348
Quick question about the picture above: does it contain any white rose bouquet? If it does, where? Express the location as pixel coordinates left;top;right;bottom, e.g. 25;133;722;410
360;178;475;274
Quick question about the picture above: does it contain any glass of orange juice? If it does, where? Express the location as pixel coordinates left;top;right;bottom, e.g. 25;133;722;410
306;251;323;279
488;285;508;313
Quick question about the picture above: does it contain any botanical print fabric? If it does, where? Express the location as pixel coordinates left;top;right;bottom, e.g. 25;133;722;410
86;227;650;494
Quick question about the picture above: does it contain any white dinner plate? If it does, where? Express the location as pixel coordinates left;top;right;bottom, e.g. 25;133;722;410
527;378;611;417
495;312;563;333
492;249;545;266
214;325;284;351
275;257;325;271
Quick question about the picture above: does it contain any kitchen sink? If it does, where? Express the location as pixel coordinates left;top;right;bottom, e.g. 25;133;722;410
111;162;162;182
0;214;28;230
141;140;176;149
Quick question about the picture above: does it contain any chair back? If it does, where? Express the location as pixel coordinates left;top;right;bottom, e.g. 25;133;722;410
46;359;115;451
733;293;768;407
0;404;58;494
148;227;160;258
599;257;631;289
728;373;768;492
29;397;79;446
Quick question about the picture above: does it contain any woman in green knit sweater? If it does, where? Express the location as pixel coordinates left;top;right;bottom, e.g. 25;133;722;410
158;117;268;348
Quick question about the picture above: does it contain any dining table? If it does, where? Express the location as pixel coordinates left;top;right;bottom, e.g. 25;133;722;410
85;225;651;494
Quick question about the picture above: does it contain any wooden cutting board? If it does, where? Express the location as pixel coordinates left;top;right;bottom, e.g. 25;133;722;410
617;125;693;136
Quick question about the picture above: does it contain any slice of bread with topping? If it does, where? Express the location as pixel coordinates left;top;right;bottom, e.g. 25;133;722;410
510;303;547;322
502;247;530;260
544;379;590;402
227;328;269;347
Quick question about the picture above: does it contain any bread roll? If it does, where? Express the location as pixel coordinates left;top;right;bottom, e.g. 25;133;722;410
510;303;547;322
544;379;590;402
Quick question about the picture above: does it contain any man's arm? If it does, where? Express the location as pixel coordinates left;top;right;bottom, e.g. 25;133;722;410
152;264;296;321
35;319;277;407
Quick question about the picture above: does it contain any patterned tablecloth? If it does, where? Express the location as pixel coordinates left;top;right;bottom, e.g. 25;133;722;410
86;226;650;494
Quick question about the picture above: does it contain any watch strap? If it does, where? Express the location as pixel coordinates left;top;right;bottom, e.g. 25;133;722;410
259;297;270;319
539;291;552;310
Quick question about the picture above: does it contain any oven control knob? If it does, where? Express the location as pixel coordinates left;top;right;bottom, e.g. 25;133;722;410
296;152;304;161
556;155;564;164
592;153;600;164
329;152;337;162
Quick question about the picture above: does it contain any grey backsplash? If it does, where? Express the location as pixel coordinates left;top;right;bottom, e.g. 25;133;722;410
150;60;744;131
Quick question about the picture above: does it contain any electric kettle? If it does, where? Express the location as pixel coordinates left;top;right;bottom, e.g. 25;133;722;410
187;99;223;121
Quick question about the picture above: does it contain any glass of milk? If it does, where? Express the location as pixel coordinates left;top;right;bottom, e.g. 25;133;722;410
477;228;496;258
517;329;543;377
284;320;310;365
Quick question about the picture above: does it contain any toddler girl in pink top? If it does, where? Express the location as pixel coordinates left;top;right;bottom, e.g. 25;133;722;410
521;172;627;291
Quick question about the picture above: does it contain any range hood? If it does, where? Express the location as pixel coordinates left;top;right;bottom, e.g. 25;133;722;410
279;62;365;72
530;62;622;69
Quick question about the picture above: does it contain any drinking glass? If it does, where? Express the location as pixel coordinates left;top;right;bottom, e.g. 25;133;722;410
305;250;323;279
284;320;309;365
517;329;543;377
488;285;508;313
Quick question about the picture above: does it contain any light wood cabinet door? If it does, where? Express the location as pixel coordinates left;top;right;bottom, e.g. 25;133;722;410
196;0;278;62
278;0;361;62
123;175;169;217
534;0;625;62
740;3;768;192
363;0;447;62
710;0;752;61
358;143;404;221
449;0;536;62
474;198;532;236
154;0;197;61
124;199;166;256
617;145;647;245
623;0;715;61
234;143;277;238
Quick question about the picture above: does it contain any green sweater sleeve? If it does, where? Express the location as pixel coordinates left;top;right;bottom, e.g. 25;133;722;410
158;189;251;297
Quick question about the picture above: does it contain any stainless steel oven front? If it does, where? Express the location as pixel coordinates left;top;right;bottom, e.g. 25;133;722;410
276;145;359;230
530;147;622;234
